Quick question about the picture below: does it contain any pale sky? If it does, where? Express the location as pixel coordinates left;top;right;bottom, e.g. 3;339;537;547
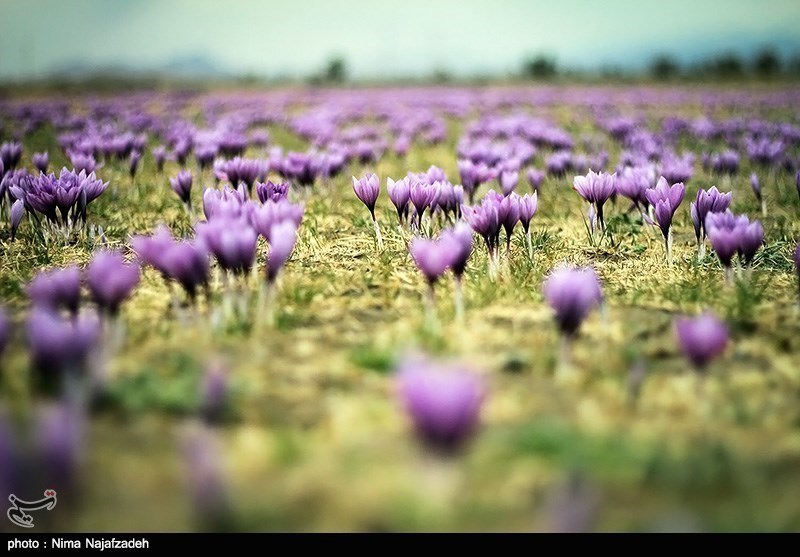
1;0;799;80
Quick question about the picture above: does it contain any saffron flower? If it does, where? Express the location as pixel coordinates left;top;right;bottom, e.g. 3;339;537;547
690;186;731;260
543;266;603;340
26;308;99;394
353;173;383;249
86;250;140;316
573;170;615;233
170;170;193;210
387;176;411;225
499;170;519;196
27;266;82;315
645;177;685;264
674;313;728;371
749;173;765;216
527;168;545;193
441;222;473;320
32;152;49;174
196;218;258;276
396;354;486;453
266;221;298;284
518;193;538;260
255;180;289;204
10;199;24;241
152;146;167;172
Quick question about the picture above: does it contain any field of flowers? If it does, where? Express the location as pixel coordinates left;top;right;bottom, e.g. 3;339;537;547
1;85;799;531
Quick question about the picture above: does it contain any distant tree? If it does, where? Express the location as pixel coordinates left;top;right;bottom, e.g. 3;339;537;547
522;55;558;79
324;57;347;83
650;55;680;80
753;47;781;78
710;53;744;78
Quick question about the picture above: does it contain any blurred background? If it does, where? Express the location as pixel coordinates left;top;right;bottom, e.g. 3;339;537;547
1;0;800;88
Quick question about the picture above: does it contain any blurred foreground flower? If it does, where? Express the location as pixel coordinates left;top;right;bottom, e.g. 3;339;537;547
674;313;728;371
87;250;140;317
396;354;486;454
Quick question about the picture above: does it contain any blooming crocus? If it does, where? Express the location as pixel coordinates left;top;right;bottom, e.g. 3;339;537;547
499;193;520;258
573;170;615;233
396;354;486;453
152;146;167;172
68;151;97;174
543;266;603;366
0;141;22;170
86;250;140;316
196;219;258;276
10;199;24;241
645;177;685;264
255;180;289;204
162;241;210;302
266;221;298;283
738;220;763;268
27;308;99;394
129;151;142;179
527;168;545;193
221;157;262;196
249;199;304;241
27;266;82;315
387;177;411;225
32;152;49;174
750;173;765;216
706;211;748;283
353;173;382;249
462;194;502;277
170;169;193;209
690;186;731;260
674;313;728;371
410;236;454;328
518;192;538;259
500;170;519;196
616;166;654;212
441;223;473;320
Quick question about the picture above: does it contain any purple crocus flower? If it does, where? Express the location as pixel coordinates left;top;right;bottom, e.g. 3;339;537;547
352;173;380;219
645;177;685;264
10;199;24;241
410;237;452;286
32;152;49;174
749;172;761;203
255;180;289;204
573;170;615;232
266;221;298;283
68;151;97;174
527;168;546;193
518;192;538;259
396;354;485;453
131;225;175;277
440;223;473;320
616;166;654;211
170;169;193;207
738;220;763;267
129;151;142;178
249;199;304;241
543;266;603;338
152;146;167;172
499;170;519;196
462;194;502;271
675;313;728;371
196;218;258;275
387;177;411;224
27;266;82;315
690;186;731;259
221;157;262;196
27;308;99;391
161;241;210;301
353;173;383;249
705;211;752;281
0;141;22;170
499;192;520;257
86;250;140;316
